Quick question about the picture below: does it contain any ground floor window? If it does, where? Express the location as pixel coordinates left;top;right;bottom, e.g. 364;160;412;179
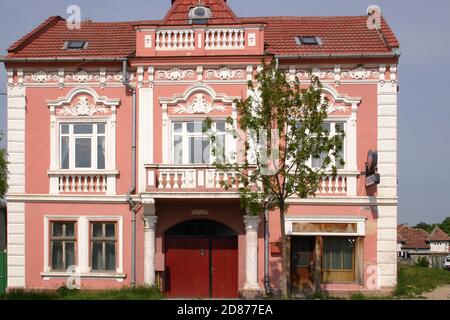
50;221;76;271
91;222;117;272
322;237;356;282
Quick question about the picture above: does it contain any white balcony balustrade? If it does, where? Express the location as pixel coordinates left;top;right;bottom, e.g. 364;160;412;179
156;30;195;50
205;29;245;49
48;170;118;195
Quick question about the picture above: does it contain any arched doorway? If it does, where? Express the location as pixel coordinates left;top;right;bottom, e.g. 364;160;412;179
164;219;238;298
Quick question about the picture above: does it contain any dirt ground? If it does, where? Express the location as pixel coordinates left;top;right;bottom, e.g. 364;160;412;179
423;285;450;300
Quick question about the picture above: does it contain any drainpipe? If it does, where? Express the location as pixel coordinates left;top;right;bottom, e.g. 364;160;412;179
122;60;138;287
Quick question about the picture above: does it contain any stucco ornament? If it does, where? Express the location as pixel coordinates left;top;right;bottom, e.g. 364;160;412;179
343;67;378;80
31;71;50;83
67;71;93;83
173;93;226;114
157;68;194;81
321;95;349;114
206;68;245;80
59;96;108;116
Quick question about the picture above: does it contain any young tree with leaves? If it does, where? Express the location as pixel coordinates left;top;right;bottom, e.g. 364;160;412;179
0;132;7;199
205;62;345;297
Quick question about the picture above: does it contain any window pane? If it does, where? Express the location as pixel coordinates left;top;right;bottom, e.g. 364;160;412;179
173;135;183;164
97;124;106;134
51;242;63;270
92;242;103;271
61;136;70;169
173;123;182;134
105;242;116;271
323;238;354;271
312;152;327;168
215;135;226;163
97;136;106;169
216;122;226;133
335;123;344;133
75;138;92;168
53;222;63;237
187;122;203;133
61;124;69;134
322;123;331;133
65;223;75;237
105;223;115;238
74;124;93;134
189;137;209;164
92;223;103;238
65;242;75;269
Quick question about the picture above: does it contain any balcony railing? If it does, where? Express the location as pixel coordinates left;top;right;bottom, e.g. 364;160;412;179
145;165;358;196
48;170;119;195
156;30;195;50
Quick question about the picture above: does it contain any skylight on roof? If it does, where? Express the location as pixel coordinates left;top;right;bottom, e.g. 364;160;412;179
64;40;88;50
295;36;322;46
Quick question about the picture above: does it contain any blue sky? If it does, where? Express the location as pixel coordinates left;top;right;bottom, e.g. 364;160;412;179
1;0;449;225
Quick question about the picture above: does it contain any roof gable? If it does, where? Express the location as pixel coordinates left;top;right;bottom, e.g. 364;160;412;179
398;225;430;249
427;227;450;242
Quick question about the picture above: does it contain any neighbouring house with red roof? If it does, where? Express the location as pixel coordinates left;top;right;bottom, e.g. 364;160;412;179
2;0;399;297
397;225;450;259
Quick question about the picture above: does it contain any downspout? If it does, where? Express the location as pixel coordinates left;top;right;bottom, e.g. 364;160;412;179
122;60;138;287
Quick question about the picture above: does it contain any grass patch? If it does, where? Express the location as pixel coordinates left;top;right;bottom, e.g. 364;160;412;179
394;264;450;298
0;286;164;300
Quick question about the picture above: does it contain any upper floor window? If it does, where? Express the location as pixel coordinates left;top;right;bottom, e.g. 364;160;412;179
60;123;106;170
308;121;345;169
172;121;226;164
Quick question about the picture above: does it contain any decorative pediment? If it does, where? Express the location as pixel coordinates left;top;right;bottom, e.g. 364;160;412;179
47;87;120;117
321;85;361;115
160;83;239;115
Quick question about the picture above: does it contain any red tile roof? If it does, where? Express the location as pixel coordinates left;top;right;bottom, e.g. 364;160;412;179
240;16;399;56
427;227;450;242
6;1;399;59
398;225;430;250
163;0;238;25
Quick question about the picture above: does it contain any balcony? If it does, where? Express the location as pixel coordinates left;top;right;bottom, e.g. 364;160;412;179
48;170;119;195
145;165;358;197
136;26;263;57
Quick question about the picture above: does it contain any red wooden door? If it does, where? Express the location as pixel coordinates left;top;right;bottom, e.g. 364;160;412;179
211;237;238;298
165;237;210;298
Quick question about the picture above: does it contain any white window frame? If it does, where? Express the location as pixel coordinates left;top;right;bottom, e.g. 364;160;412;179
171;119;229;165
42;215;124;281
59;122;107;170
308;120;347;169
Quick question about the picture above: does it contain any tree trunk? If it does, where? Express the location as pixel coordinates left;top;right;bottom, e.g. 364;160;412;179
279;203;290;297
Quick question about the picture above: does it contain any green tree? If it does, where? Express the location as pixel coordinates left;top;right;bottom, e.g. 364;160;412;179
415;222;433;233
439;217;450;236
0;132;7;198
205;62;344;297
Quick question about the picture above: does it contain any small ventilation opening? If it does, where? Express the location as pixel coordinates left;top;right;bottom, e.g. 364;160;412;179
64;40;88;50
295;36;322;46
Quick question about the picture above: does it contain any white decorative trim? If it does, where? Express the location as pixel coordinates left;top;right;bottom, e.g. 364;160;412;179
43;215;124;278
285;216;366;236
376;64;398;289
138;86;154;193
59;96;109;116
156;68;195;81
47;87;120;109
205;68;245;80
7;194;128;203
159;83;239;105
6;81;26;288
173;93;226;114
7;202;26;288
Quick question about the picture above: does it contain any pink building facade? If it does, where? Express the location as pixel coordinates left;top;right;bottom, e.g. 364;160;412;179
3;0;400;297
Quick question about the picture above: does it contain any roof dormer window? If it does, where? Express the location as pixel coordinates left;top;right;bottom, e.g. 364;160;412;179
188;5;212;24
64;40;88;50
295;36;322;46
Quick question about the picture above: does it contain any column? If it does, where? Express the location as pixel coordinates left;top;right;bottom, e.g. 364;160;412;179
243;215;261;292
143;200;157;286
